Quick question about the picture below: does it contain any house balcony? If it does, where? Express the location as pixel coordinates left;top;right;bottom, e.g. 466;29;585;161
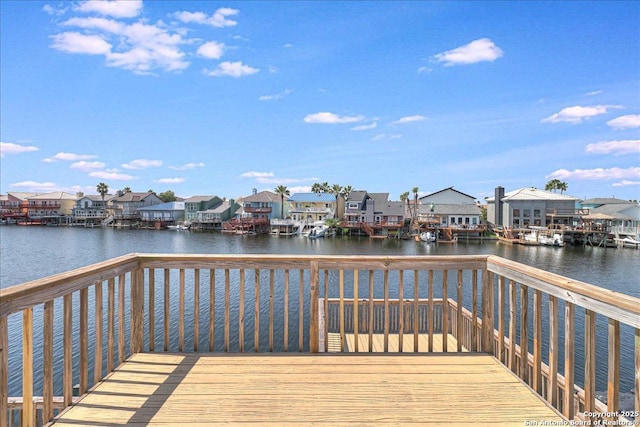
243;206;272;214
289;207;332;214
1;255;638;426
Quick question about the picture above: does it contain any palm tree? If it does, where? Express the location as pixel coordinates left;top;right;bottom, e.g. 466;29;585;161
329;184;343;218
311;182;323;193
341;185;353;199
545;179;568;193
274;185;290;218
412;187;419;228
96;182;109;201
557;181;568;194
400;191;410;219
123;187;132;193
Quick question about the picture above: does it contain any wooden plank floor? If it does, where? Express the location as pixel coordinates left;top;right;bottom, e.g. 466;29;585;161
344;333;466;353
52;353;565;426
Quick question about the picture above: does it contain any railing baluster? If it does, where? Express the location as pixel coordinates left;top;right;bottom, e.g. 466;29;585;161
107;278;115;371
472;269;478;352
442;270;448;352
635;328;639;423
94;282;103;385
164;269;170;352
22;308;33;427
79;288;88;394
209;269;215;352
43;300;54;423
148;270;155;352
564;302;575;420
520;284;529;384
194;269;200;352
353;270;359;353
324;270;329;352
269;269;274;352
607;319;620;420
0;315;6;427
254;269;260;352
383;270;389;353
481;270;494;355
63;294;73;406
413;270;419;352
428;270;434;352
533;289;542;394
339;270;345;352
498;276;506;362
509;280;516;372
118;274;125;364
225;269;230;352
398;270;403;353
283;269;289;352
299;269;304;352
457;270;463;352
310;261;319;353
179;269;185;352
239;269;245;352
584;309;596;421
548;295;559;407
368;270;374;352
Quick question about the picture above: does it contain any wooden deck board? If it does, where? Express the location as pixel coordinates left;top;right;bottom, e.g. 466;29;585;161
53;353;564;426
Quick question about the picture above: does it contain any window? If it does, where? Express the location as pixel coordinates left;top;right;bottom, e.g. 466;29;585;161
534;209;541;218
513;209;520;217
347;202;358;209
523;209;530;218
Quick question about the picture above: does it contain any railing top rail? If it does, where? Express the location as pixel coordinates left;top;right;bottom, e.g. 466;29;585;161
487;255;640;328
0;253;139;317
135;253;489;271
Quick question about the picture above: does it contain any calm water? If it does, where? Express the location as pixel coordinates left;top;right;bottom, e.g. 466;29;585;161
1;226;638;399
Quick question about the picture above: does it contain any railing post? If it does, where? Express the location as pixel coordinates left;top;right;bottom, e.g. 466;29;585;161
481;269;494;354
130;268;144;354
309;261;319;353
22;308;34;427
0;316;6;427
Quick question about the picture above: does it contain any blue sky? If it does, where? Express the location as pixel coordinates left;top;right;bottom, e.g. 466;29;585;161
1;1;639;202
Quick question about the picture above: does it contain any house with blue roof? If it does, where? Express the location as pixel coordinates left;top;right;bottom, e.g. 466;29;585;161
287;193;339;223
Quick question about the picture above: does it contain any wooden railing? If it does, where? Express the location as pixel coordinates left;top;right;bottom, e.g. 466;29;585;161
0;254;638;426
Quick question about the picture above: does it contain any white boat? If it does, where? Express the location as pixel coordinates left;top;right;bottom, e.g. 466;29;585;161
308;221;330;239
167;224;190;231
614;236;640;249
419;231;436;242
521;227;563;246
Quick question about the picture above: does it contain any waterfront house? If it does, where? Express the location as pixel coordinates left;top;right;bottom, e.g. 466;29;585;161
580;198;640;240
287;193;337;223
341;191;405;237
184;196;223;223
487;186;581;229
241;190;284;220
26;192;77;223
72;193;113;226
418;187;482;228
0;192;39;222
193;199;241;231
138;201;186;228
106;191;163;226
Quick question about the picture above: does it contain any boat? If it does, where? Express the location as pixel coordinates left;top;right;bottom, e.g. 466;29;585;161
520;226;563;247
614;236;640;249
308;221;330;239
167;224;190;231
419;231;436;242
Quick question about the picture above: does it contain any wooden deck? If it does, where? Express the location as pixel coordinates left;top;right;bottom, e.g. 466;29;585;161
344;333;466;353
52;353;564;426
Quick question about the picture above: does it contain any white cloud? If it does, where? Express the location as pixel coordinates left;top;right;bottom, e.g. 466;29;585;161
391;115;425;125
258;89;292;101
0;142;39;157
169;162;205;170
70;161;106;171
585;140;640;156
607;114;640;130
74;0;143;18
417;66;432;73
432;38;503;66
44;152;98;162
372;133;402;141
89;170;135;180
541;105;622;124
154;177;185;184
283;43;293;48
121;159;162;170
241;171;274;179
612;180;640;187
546;167;640;181
11;181;58;191
351;122;377;131
197;41;225;59
50;32;112;55
63;16;125;33
173;8;239;27
43;4;67;16
205;61;259;78
304;112;365;124
585;90;602;96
